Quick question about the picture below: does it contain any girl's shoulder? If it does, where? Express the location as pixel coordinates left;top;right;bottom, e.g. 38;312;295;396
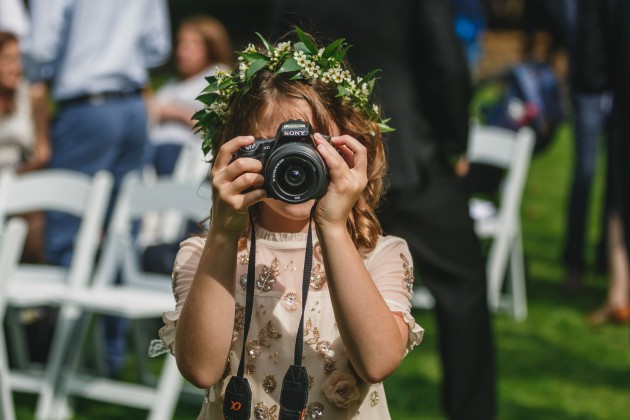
372;234;410;254
362;234;412;267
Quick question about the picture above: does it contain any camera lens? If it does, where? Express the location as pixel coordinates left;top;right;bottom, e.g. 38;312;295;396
265;143;329;203
285;166;306;187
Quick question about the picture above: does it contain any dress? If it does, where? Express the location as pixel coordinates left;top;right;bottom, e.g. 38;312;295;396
0;80;34;168
159;226;423;419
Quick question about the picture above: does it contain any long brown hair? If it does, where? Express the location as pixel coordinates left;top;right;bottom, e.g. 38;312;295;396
0;31;19;115
213;34;388;252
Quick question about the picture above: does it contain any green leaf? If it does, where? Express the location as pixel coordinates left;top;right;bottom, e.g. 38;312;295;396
294;26;317;54
289;72;305;81
362;69;381;82
237;51;269;64
255;32;274;54
202;78;234;94
293;42;311;54
246;59;268;80
336;85;352;97
335;45;351;61
378;119;395;133
323;38;345;59
277;57;301;74
197;92;220;106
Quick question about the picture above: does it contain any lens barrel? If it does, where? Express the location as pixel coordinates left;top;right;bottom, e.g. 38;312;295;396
265;143;329;203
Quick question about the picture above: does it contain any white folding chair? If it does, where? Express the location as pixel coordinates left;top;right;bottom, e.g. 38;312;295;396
467;125;535;320
0;217;29;420
138;143;209;247
411;125;535;321
54;173;211;420
0;168;113;419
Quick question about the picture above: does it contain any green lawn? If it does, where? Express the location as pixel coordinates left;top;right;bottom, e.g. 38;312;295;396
13;124;630;419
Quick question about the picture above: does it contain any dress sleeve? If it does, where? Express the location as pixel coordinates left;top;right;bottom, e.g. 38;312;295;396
158;235;204;355
365;236;424;356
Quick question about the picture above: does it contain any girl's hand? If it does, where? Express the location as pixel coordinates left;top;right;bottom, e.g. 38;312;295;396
313;133;368;229
210;136;267;236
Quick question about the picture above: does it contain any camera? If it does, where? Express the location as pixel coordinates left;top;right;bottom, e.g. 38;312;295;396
232;120;331;204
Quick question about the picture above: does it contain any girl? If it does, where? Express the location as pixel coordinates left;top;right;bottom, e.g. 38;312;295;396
149;16;233;176
157;28;423;419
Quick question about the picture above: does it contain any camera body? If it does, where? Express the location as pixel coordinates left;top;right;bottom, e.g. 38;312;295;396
232;120;331;204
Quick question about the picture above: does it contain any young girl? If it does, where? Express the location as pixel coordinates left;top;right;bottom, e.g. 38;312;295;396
157;28;423;419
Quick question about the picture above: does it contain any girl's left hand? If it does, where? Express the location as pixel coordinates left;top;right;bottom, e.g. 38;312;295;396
313;133;368;229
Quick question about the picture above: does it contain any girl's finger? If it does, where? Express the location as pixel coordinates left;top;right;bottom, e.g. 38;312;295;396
229;172;265;194
331;135;367;171
220;157;263;183
212;136;256;171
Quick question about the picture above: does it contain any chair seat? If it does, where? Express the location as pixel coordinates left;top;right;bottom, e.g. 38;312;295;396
8;266;69;306
61;287;175;318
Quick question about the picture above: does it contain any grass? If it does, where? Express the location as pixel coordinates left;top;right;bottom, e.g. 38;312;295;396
12;124;630;419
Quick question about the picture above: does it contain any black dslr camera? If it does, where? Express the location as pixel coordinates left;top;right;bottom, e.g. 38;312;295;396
232;120;331;204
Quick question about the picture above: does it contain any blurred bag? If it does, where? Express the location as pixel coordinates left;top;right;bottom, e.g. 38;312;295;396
481;61;566;153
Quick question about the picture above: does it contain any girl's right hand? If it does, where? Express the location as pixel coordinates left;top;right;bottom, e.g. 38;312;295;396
209;136;267;236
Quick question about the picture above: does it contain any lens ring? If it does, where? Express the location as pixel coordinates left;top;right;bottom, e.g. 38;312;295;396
265;143;329;203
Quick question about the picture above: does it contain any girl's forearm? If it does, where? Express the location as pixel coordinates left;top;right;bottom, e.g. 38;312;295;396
175;230;240;388
316;225;407;383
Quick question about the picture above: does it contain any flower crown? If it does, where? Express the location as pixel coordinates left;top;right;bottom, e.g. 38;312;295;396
193;27;394;160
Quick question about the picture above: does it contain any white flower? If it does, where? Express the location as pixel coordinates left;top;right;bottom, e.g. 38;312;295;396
238;61;249;80
372;104;379;113
244;43;257;53
361;82;369;96
276;41;291;52
209;101;228;118
294;50;307;65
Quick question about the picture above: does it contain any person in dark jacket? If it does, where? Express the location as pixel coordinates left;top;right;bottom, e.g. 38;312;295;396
268;1;496;419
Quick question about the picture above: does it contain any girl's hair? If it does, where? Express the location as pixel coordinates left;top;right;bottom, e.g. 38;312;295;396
0;31;19;115
179;16;234;67
213;37;388;252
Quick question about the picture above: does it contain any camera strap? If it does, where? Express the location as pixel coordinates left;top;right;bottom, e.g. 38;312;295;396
223;205;316;420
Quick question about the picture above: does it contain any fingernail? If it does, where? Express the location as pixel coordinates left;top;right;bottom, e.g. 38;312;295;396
314;133;324;141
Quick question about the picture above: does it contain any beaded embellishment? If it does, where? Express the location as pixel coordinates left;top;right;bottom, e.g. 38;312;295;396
400;253;415;293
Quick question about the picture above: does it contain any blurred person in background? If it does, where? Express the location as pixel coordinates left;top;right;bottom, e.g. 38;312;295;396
269;0;496;419
573;0;630;324
0;31;49;261
557;0;614;295
23;0;171;377
148;15;233;176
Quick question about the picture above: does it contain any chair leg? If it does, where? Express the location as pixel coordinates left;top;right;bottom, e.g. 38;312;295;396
1;326;16;420
49;312;95;420
509;231;528;321
486;232;512;313
34;306;82;420
133;319;157;386
147;355;184;420
5;308;29;369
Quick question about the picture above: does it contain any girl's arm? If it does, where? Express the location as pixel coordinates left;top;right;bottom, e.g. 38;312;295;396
313;134;409;384
174;135;266;388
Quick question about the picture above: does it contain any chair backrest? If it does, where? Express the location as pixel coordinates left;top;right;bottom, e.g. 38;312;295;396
0;217;29;420
92;172;211;291
467;125;535;229
0;169;113;288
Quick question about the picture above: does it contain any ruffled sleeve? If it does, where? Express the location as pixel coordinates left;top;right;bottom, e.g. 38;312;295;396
158;235;205;356
364;236;424;356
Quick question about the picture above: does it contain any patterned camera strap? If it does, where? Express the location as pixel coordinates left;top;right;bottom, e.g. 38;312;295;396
223;205;316;420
